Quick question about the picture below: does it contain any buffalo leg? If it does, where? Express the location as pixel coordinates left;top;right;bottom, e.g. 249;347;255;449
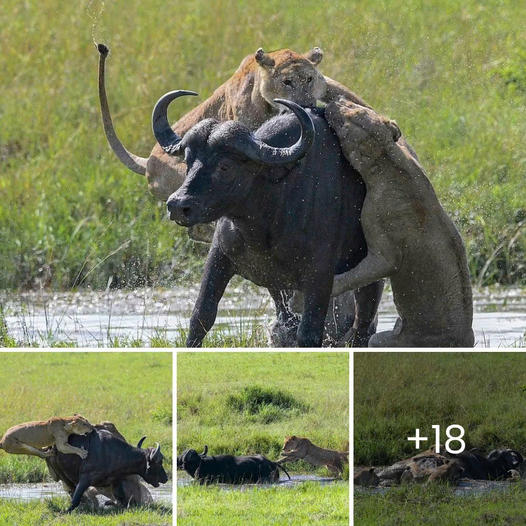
349;280;384;346
66;476;91;513
298;265;334;347
187;243;235;347
268;289;300;347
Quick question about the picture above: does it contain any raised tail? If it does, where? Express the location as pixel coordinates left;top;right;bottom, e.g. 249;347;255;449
97;44;148;175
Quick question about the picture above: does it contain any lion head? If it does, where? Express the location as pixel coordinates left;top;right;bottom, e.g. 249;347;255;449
64;414;93;435
255;47;327;109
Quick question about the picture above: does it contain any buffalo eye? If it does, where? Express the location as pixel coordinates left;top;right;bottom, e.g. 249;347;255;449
306;76;313;83
283;79;292;86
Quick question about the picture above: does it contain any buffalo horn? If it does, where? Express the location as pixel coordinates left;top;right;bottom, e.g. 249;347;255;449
137;436;147;449
152;90;198;155
229;99;314;165
150;442;161;458
201;445;208;456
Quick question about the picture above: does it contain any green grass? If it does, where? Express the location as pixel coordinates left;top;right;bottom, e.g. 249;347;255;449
355;484;526;526
177;352;349;465
0;499;171;526
354;352;526;466
0;352;172;483
178;483;349;526
1;0;525;290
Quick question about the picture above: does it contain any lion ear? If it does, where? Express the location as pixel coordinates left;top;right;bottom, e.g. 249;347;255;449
304;47;323;65
255;48;275;69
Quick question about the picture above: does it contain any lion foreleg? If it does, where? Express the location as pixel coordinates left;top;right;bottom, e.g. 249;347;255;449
55;433;88;459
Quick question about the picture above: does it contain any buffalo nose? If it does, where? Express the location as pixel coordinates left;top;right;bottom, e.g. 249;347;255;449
166;197;194;224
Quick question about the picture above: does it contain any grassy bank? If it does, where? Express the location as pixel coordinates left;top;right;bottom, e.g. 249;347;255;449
354;352;526;466
179;483;348;526
177;352;349;466
1;0;525;290
355;484;526;526
0;499;171;526
0;352;172;483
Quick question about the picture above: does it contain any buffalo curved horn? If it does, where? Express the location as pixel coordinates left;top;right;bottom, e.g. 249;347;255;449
152;90;198;155
229;99;315;165
201;445;208;457
137;436;147;449
150;442;161;458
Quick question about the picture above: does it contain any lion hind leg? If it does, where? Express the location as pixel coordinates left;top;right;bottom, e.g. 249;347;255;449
2;438;52;458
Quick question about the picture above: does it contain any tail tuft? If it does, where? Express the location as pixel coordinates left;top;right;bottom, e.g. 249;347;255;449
97;43;109;57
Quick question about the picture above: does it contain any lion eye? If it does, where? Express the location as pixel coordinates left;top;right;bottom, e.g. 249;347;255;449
283;79;292;86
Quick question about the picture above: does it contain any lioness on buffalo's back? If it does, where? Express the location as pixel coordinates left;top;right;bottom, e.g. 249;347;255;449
98;44;369;202
0;415;93;459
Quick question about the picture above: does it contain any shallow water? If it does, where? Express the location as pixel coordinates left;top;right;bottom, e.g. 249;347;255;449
356;478;521;496
0;480;172;503
1;286;524;347
177;473;343;489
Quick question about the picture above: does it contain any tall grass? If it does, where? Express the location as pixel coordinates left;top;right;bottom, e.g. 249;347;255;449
1;0;525;290
177;352;349;469
354;353;526;466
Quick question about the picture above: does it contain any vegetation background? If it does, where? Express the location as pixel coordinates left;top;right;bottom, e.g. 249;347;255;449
177;352;349;525
1;0;525;291
355;352;526;465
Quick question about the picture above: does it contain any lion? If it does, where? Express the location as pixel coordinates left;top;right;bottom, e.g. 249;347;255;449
277;436;348;476
0;414;93;460
97;44;370;203
325;100;474;347
354;467;380;487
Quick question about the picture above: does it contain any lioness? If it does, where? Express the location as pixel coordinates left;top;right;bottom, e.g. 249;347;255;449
325;100;474;347
277;436;348;475
0;414;93;460
354;467;380;486
98;44;370;202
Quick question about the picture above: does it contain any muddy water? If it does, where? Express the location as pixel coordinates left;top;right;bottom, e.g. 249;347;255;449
356;478;521;496
1;286;524;347
0;480;172;503
177;474;344;489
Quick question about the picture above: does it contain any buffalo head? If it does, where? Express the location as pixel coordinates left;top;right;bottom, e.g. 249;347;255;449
487;449;524;470
152;91;315;226
177;446;208;477
138;438;168;487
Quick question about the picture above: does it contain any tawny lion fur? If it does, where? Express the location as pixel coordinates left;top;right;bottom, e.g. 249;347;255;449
277;436;348;475
0;414;93;460
98;45;370;203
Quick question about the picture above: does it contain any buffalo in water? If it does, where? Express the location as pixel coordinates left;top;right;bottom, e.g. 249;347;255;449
151;91;383;347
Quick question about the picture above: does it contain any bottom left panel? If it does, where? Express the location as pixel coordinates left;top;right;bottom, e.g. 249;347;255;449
0;351;172;525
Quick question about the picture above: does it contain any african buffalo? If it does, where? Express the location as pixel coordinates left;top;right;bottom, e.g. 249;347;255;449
152;91;383;347
451;448;523;480
45;426;168;512
177;446;290;484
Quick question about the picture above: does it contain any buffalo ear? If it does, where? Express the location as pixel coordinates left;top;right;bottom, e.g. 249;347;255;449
304;47;323;65
137;436;147;449
255;48;275;69
385;119;401;142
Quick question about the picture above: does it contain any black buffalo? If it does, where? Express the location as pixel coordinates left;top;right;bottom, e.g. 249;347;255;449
152;91;382;347
451;448;523;480
178;446;290;484
46;426;168;512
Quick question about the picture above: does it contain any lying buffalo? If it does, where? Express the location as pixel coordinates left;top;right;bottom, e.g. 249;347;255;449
452;448;523;480
46;425;168;512
152;91;382;347
178;446;290;484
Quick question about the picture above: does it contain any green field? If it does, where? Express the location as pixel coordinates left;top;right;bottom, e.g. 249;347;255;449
0;352;172;520
1;0;525;291
355;484;526;526
177;352;349;525
0;499;171;526
354;352;526;525
179;483;348;526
